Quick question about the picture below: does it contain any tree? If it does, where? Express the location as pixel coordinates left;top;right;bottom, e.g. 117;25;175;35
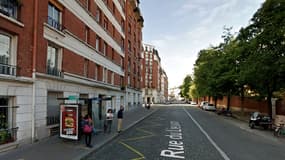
179;75;192;100
236;0;285;116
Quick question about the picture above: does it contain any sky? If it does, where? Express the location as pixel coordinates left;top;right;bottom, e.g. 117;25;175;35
140;0;265;89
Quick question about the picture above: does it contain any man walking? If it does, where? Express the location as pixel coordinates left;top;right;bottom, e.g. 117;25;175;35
117;105;124;133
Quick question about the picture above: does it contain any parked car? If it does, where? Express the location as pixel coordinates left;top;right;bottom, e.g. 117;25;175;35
190;101;198;107
203;103;216;111
199;101;208;108
249;112;272;130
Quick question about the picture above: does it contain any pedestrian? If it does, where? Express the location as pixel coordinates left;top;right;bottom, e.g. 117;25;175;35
105;109;114;133
117;105;124;133
83;114;93;148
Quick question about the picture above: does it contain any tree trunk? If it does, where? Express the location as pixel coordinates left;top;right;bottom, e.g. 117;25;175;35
214;96;217;107
227;93;231;111
267;90;272;117
240;87;245;116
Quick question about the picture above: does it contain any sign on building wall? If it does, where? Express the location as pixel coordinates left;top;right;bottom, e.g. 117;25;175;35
60;104;79;140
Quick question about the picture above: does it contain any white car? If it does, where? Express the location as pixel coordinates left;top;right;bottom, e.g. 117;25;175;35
199;101;208;108
190;101;198;107
203;103;216;111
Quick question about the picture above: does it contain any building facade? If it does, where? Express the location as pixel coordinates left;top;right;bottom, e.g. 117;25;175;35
142;44;168;104
0;0;143;150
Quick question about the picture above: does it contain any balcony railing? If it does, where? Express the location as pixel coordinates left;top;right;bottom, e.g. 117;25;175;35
46;115;60;126
0;63;16;76
47;66;62;77
47;16;63;31
0;127;18;145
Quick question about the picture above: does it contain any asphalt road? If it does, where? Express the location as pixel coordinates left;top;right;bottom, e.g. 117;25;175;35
84;105;285;160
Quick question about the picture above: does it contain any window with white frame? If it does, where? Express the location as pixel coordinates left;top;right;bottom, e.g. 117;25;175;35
0;32;17;76
103;68;108;83
0;0;19;19
111;72;114;85
47;44;62;76
95;36;100;51
0;34;11;65
48;3;61;30
103;42;107;55
96;8;101;23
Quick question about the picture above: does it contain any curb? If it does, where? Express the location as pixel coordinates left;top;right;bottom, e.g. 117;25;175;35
74;109;158;160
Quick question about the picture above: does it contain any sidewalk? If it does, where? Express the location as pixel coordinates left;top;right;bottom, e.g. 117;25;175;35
0;106;157;160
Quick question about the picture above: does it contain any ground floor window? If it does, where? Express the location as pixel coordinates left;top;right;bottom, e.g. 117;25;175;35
0;96;18;145
47;92;63;126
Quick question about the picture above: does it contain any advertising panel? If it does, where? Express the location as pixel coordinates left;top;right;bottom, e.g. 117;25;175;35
60;104;79;140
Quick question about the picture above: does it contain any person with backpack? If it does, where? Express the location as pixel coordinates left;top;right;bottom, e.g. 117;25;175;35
83;114;93;148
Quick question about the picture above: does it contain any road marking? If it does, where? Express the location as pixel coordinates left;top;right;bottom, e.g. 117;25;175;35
119;141;145;160
122;128;155;141
118;120;160;159
183;107;231;160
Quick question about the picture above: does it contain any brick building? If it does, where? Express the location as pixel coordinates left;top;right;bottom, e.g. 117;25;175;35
142;44;168;104
0;0;143;149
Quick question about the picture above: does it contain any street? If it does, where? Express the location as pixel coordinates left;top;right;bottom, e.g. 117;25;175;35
84;105;285;160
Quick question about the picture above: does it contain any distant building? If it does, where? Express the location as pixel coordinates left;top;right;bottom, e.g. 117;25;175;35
141;44;168;104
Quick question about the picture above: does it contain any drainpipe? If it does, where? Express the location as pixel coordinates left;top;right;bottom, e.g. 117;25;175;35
31;0;39;142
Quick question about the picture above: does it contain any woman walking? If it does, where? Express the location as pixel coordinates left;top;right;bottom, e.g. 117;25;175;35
105;109;114;133
83;114;93;148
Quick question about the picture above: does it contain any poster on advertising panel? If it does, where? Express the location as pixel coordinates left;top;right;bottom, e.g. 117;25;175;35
60;104;79;140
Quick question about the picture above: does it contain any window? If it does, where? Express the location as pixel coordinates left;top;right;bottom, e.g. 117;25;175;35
95;65;99;80
112;2;115;14
96;8;101;23
103;68;108;83
120;56;124;67
85;27;90;43
84;59;88;77
103;42;107;55
48;3;61;30
121;20;125;32
47;92;63;126
0;33;16;76
121;37;124;50
112;25;115;37
104;19;108;30
0;0;19;19
86;0;89;10
0;97;17;145
47;44;61;77
95;36;100;51
111;49;115;60
111;72;114;85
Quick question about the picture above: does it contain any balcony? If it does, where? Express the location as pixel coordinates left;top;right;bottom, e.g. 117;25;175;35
0;127;18;145
47;16;63;31
47;66;62;77
0;63;16;76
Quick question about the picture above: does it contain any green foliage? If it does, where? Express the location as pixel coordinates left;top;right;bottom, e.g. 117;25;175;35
179;75;192;99
192;0;285;115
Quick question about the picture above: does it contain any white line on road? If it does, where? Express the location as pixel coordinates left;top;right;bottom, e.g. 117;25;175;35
183;107;231;160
